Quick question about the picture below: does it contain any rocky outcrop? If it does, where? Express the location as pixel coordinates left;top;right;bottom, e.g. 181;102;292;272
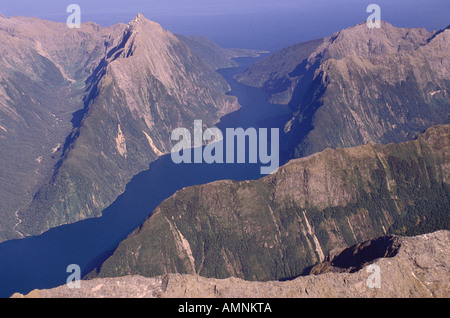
87;124;449;282
0;14;242;240
236;21;450;159
13;230;449;298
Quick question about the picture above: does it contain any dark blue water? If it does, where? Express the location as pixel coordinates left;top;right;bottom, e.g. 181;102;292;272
0;56;291;298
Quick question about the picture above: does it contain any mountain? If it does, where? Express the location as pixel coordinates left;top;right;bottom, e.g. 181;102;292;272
236;21;450;159
0;14;245;241
87;124;449;281
0;16;126;241
13;230;449;298
174;34;266;70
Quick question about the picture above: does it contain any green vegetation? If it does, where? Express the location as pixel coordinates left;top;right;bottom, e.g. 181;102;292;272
90;125;449;281
0;16;243;241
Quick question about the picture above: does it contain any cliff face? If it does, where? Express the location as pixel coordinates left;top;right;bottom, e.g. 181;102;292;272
236;22;450;159
0;16;126;241
14;230;449;298
0;14;242;241
88;124;449;281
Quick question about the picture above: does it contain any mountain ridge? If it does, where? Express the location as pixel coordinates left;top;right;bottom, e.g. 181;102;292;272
87;124;449;281
0;14;250;241
13;230;449;298
0;15;127;241
236;21;450;159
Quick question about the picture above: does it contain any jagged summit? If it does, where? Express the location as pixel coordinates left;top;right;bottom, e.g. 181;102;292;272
315;20;434;60
127;13;164;33
134;13;146;21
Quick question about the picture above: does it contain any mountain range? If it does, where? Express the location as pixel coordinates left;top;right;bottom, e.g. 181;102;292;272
87;124;449;281
0;15;448;297
236;21;450;159
0;14;260;242
82;21;449;285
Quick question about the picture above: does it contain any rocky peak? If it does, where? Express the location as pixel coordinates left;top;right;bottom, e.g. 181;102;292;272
126;13;165;36
103;13;231;102
236;21;449;160
133;13;146;22
316;21;433;61
114;14;180;63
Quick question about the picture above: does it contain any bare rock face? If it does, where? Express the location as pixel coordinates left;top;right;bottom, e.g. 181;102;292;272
0;14;241;240
12;230;449;298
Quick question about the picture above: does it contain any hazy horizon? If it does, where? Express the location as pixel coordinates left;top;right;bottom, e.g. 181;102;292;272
2;0;449;53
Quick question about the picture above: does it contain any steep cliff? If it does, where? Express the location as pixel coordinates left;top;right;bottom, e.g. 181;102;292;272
88;124;449;281
236;22;450;159
0;14;241;240
0;16;126;241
